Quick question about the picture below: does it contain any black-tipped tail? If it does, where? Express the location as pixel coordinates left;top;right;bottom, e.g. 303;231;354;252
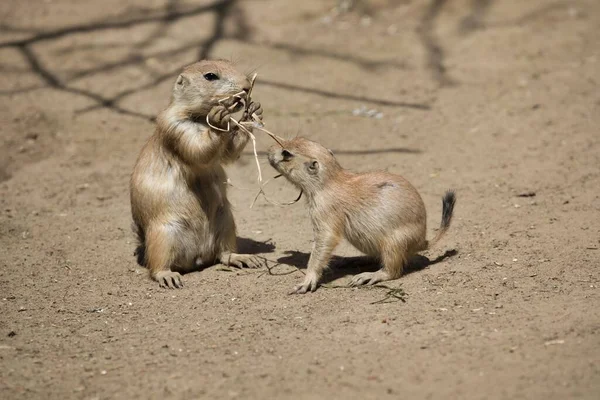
427;190;456;249
441;190;456;231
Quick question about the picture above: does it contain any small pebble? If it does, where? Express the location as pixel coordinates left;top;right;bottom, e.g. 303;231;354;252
352;105;384;119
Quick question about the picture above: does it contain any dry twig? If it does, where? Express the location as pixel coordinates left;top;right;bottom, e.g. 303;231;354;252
250;175;303;208
206;73;283;183
206;73;301;207
369;285;407;304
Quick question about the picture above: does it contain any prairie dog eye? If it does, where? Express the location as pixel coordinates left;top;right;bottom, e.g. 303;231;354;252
203;72;220;81
281;150;293;160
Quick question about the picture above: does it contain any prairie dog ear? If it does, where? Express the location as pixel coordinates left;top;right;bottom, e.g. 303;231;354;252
306;160;319;175
175;74;188;87
327;148;334;156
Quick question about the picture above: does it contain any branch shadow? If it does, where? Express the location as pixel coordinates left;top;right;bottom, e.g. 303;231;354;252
243;39;408;71
17;44;156;120
0;0;568;120
0;0;238;121
259;79;431;109
197;0;243;60
0;0;429;119
485;1;570;28
458;0;493;34
333;148;422;155
0;1;230;48
242;147;422;157
417;0;455;86
135;0;181;50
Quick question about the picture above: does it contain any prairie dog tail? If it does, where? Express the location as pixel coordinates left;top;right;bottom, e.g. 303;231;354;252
425;190;456;249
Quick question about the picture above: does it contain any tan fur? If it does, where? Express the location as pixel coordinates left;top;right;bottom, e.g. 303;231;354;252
267;137;456;293
130;59;264;289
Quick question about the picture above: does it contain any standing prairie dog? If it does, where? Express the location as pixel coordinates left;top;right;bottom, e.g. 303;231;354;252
267;137;456;294
130;59;264;289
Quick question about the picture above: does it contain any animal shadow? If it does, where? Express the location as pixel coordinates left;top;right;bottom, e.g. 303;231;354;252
277;249;458;284
237;237;276;255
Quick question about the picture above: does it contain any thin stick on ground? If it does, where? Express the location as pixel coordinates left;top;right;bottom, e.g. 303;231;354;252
369;285;407;304
255;260;301;278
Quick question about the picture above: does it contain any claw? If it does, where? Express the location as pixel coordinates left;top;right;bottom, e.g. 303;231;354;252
349;271;388;287
208;105;231;130
248;101;262;116
245;101;263;123
290;284;307;295
221;253;265;270
155;271;184;289
290;273;319;294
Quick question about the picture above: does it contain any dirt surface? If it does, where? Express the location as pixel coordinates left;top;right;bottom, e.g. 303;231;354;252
1;0;599;399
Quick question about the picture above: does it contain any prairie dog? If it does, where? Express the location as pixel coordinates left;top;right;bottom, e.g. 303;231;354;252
130;59;264;288
267;137;456;294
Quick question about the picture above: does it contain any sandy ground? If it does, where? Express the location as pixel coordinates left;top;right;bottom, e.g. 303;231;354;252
1;0;599;399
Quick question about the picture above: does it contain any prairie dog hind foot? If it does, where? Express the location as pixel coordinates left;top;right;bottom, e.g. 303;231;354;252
219;252;266;269
155;271;183;289
289;271;320;294
348;270;391;287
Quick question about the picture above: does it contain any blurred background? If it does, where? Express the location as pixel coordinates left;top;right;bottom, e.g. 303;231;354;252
1;1;599;399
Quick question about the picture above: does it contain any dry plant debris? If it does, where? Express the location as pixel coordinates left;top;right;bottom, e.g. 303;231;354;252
209;73;302;208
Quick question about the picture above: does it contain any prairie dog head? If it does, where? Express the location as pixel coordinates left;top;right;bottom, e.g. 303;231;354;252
268;137;342;194
171;59;251;117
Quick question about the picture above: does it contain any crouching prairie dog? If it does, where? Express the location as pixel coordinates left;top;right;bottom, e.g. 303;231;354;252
267;137;456;294
130;59;265;289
